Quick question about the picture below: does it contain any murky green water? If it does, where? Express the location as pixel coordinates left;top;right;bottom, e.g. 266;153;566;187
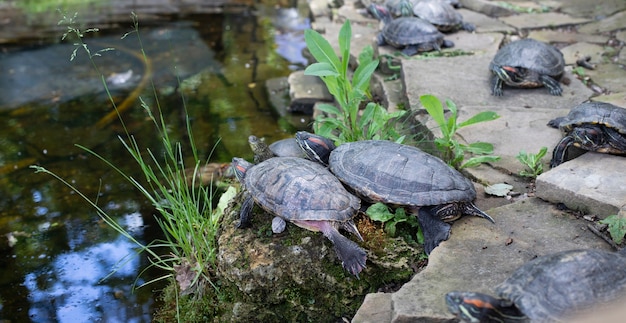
0;3;309;321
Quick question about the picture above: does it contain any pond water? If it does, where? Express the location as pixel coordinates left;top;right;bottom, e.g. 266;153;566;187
0;2;310;321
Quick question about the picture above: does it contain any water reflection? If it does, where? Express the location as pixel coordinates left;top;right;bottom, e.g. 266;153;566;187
0;3;309;321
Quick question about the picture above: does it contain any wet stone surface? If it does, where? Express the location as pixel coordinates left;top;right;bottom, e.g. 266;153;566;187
278;0;626;321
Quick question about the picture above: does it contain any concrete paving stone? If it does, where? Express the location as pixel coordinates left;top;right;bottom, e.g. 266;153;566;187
458;8;516;34
617;30;626;43
578;10;626;34
402;54;594;113
560;42;607;66
314;18;379;67
586;63;626;93
556;0;626;19
353;198;611;322
527;29;609;45
498;12;591;30
536;153;626;218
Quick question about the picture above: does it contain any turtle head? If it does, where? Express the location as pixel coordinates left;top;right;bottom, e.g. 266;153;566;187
295;131;336;166
445;291;524;322
494;65;523;84
368;4;392;23
231;157;252;183
247;135;264;153
570;125;604;151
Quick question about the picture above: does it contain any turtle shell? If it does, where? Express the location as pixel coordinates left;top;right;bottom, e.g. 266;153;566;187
382;17;444;49
491;39;564;77
495;249;626;321
244;157;360;223
412;0;463;31
328;140;475;207
550;102;626;134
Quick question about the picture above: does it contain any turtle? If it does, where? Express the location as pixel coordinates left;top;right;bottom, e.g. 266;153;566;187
231;156;367;276
490;38;565;96
369;4;454;56
411;0;475;32
547;102;626;167
295;132;494;254
446;248;626;322
248;135;305;163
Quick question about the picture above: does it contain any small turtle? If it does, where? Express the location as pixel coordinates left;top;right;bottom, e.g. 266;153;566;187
296;132;494;254
369;4;454;56
232;157;367;276
411;0;475;32
446;248;626;322
548;102;626;167
490;38;565;96
248;135;305;163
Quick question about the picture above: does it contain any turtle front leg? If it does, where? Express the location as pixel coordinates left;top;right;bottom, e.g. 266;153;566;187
237;193;254;228
490;74;504;96
539;74;562;96
606;127;626;153
320;222;367;277
416;207;451;255
550;135;575;167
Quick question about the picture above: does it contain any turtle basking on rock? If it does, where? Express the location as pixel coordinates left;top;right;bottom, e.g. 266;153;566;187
446;248;626;322
232;156;367;277
490;38;564;96
548;102;626;167
295;132;494;254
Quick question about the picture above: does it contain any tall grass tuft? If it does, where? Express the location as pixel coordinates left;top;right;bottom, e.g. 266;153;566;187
32;11;227;312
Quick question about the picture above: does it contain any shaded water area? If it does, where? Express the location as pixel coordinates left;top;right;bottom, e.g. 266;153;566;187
0;1;310;321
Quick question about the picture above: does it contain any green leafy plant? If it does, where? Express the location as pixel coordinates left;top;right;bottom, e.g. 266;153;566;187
36;12;226;304
599;215;626;245
420;94;500;169
304;20;406;144
516;146;548;178
366;203;424;245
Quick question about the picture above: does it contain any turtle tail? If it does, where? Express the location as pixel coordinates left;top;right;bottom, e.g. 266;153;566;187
321;225;367;277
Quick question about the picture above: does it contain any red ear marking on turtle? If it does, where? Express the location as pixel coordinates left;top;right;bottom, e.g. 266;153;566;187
502;66;517;73
464;298;495;309
310;137;331;150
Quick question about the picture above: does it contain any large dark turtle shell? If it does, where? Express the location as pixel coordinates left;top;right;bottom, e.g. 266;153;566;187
328;140;475;207
495;249;626;321
549;102;626;134
244;157;360;223
491;38;564;78
382;16;445;49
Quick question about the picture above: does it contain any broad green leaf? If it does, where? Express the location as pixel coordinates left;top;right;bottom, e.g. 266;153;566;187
338;20;352;76
352;60;379;94
464;142;494;154
458;111;500;128
366;203;395;222
358;45;374;67
315;103;342;115
385;221;397;237
420;95;447;132
461;155;500;168
359;102;377;129
599;215;626;244
304;62;339;77
304;29;341;72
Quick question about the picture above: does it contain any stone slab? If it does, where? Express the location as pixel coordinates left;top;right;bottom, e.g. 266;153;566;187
586;63;626;93
458;8;516;34
527;30;609;45
560;42;607;66
402;54;594;112
536;153;626;218
578;10;626;34
498;12;590;30
353;198;611;322
557;0;626;18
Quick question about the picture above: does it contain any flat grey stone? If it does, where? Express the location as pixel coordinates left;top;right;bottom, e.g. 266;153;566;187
560;42;606;66
592;92;626;108
403;54;593;112
498;12;590;30
557;0;626;18
458;0;516;17
536;153;626;218
287;70;333;113
458;8;516;34
586;63;626;93
527;29;609;45
578;10;626;34
354;198;611;322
